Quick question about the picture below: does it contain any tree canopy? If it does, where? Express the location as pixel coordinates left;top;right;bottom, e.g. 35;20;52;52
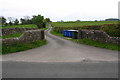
14;19;19;25
32;15;45;28
0;16;6;26
1;14;51;28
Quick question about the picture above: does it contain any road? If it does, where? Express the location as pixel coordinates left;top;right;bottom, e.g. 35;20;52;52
2;25;118;78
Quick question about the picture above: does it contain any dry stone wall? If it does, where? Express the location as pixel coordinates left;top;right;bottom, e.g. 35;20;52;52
1;28;38;36
2;30;45;45
78;29;120;45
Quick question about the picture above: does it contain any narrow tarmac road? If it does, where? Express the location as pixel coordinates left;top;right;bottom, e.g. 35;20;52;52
2;25;118;78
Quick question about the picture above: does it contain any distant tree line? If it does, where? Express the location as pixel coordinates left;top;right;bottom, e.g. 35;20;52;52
0;15;52;28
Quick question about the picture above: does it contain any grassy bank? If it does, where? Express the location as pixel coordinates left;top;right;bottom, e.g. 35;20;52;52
2;40;47;55
51;21;118;27
50;30;119;51
0;32;23;39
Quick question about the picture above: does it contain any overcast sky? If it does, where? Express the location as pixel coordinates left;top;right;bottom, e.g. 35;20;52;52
0;0;119;21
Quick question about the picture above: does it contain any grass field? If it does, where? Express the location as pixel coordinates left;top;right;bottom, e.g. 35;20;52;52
50;30;119;51
51;21;118;27
1;23;51;29
2;40;47;55
1;24;37;28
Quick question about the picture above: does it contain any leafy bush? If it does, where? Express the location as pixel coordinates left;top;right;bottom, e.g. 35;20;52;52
101;24;120;37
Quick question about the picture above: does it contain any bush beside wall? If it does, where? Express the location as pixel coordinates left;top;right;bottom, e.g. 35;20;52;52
101;24;120;37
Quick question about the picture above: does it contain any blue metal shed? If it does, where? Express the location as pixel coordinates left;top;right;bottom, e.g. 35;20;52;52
63;30;78;39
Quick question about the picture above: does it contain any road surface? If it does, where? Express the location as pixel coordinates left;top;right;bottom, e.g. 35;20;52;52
2;25;118;78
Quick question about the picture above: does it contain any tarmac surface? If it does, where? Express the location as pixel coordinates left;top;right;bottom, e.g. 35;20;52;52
2;25;118;78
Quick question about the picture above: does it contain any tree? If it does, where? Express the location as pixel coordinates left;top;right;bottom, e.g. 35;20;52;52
24;16;31;24
95;20;97;22
14;19;19;25
20;16;33;24
9;21;13;26
76;20;80;22
20;18;26;24
7;17;15;22
27;19;33;24
24;16;30;20
42;22;46;28
0;16;6;26
4;23;8;26
32;15;45;28
7;17;15;26
45;18;51;22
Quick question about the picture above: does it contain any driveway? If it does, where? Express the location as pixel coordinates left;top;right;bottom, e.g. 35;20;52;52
2;25;118;78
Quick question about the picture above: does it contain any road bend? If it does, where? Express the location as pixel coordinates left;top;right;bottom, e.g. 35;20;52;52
2;25;118;78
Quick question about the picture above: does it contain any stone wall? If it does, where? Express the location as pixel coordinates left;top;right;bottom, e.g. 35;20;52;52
1;28;38;36
2;30;45;45
78;29;120;45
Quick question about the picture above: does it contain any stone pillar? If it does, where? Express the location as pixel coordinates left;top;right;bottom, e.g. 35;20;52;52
41;30;45;40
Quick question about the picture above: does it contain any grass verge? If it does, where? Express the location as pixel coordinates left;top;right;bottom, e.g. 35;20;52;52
2;40;47;55
0;32;23;39
50;30;119;51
